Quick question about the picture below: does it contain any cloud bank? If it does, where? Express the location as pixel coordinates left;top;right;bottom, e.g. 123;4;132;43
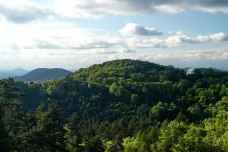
0;0;228;69
134;32;228;48
119;23;163;36
1;0;228;23
1;47;228;70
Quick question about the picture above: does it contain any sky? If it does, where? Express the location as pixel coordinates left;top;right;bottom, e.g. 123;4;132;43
0;0;228;70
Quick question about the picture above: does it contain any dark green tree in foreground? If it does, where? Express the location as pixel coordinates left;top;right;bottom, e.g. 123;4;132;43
0;99;9;151
35;102;65;152
64;112;83;152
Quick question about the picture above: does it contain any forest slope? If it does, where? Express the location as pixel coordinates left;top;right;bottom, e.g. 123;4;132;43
1;59;228;151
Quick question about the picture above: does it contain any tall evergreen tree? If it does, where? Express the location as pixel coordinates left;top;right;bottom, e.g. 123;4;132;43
64;112;83;152
35;102;65;152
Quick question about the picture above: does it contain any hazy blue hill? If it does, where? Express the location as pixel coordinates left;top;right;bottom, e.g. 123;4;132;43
0;68;28;79
68;69;78;72
12;68;28;76
14;68;72;82
0;72;13;79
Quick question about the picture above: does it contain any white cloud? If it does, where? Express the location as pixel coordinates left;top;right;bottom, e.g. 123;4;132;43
73;47;135;55
155;5;186;13
176;31;184;36
50;0;228;18
196;33;228;42
119;23;163;36
0;0;51;23
152;49;228;60
1;0;228;23
0;1;227;70
0;18;137;59
1;44;228;70
0;19;124;50
103;48;228;69
134;32;228;48
33;34;128;51
1;17;227;55
1;16;227;53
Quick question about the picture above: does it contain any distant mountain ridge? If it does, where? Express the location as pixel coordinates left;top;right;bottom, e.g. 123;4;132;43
0;68;28;79
14;68;72;82
182;67;228;72
11;68;28;76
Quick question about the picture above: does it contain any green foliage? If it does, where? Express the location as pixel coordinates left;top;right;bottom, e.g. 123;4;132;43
64;112;83;152
152;120;188;152
0;99;9;151
35;102;65;151
0;60;228;151
122;137;139;152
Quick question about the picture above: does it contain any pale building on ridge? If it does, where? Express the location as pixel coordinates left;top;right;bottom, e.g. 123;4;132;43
186;68;195;75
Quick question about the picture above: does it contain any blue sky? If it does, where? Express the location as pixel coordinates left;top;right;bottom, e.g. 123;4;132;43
0;0;228;70
78;11;228;35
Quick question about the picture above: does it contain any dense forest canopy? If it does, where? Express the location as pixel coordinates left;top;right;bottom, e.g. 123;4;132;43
0;59;228;152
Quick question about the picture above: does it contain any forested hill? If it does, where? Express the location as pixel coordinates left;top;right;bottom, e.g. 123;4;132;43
73;59;183;84
1;59;228;151
14;68;72;82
